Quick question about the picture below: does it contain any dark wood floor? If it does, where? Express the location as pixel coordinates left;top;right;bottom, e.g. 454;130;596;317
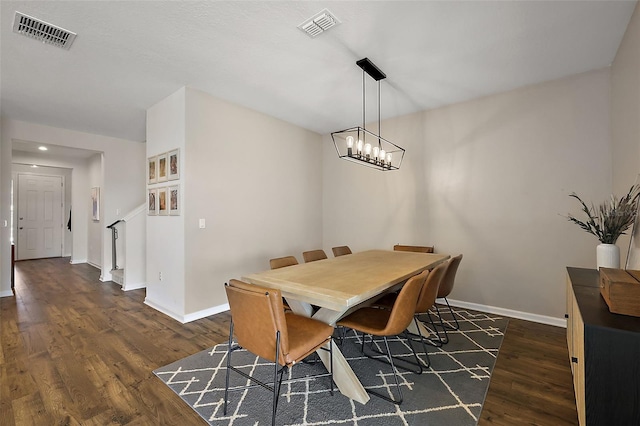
1;258;577;425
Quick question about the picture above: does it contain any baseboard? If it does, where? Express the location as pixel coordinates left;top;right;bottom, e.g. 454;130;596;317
183;304;230;323
70;258;87;265
122;282;146;291
446;298;566;328
100;269;112;283
0;290;14;298
87;261;101;270
144;297;229;324
144;298;184;323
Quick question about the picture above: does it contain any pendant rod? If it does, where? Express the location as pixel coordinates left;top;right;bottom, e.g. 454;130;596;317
362;68;365;130
378;80;381;147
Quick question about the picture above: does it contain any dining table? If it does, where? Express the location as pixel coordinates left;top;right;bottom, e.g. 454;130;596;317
242;249;449;404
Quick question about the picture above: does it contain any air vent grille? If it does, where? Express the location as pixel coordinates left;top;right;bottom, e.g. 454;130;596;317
13;12;77;50
299;9;340;38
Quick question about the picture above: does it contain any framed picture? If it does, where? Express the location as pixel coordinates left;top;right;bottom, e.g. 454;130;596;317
157;153;168;182
148;156;158;184
148;188;157;215
91;187;100;221
158;187;169;216
169;185;180;216
168;149;180;181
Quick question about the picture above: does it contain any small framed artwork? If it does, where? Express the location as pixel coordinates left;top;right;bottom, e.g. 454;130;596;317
91;187;100;221
157;152;168;182
148;188;157;215
168;149;180;181
158;187;169;216
169;185;180;216
148;156;158;184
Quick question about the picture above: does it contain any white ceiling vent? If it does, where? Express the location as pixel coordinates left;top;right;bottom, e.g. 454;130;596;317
13;12;77;50
299;9;340;38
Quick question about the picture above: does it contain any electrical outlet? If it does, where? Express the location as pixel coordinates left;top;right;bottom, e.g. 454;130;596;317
159;271;163;281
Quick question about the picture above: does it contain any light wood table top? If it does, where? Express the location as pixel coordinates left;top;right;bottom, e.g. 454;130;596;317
243;249;449;312
242;249;449;405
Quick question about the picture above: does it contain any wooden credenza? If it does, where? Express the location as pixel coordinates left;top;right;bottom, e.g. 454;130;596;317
566;267;640;425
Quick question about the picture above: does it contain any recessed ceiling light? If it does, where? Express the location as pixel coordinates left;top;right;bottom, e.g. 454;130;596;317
31;164;38;168
38;146;48;151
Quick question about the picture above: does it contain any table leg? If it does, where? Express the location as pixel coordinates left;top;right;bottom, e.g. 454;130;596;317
285;301;370;404
407;318;432;338
285;298;314;317
317;341;369;404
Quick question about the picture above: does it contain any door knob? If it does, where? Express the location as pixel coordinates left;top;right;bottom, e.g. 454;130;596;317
19;227;23;230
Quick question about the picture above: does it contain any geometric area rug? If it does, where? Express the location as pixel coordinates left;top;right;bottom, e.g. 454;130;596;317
154;307;508;426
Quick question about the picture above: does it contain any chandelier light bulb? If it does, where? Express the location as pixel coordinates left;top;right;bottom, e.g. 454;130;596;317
346;135;354;148
346;135;354;156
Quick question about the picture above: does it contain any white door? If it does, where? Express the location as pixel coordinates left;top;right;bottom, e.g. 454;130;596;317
17;174;63;260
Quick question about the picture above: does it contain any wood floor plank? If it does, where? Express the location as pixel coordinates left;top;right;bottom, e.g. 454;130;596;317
2;257;578;425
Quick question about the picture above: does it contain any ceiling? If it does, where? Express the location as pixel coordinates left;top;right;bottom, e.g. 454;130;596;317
1;1;637;143
12;139;100;159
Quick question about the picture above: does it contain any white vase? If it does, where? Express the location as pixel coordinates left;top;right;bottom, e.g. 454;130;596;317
597;243;620;269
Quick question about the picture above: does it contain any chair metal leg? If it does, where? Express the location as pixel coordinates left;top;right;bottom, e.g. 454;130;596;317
223;319;234;415
410;318;432;368
433;304;451;344
443;297;460;330
364;336;404;404
424;311;446;346
271;331;283;426
329;339;334;396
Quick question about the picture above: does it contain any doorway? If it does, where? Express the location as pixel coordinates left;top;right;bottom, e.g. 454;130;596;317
16;173;64;260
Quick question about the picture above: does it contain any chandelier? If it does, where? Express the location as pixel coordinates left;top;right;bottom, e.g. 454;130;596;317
331;58;405;171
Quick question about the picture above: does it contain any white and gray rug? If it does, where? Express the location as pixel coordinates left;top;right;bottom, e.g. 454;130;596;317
154;308;507;425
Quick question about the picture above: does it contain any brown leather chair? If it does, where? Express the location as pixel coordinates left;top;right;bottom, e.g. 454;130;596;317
269;255;299;269
302;249;328;263
224;279;334;425
331;246;352;257
374;263;448;359
433;254;463;343
337;272;426;404
269;256;299;310
393;244;434;253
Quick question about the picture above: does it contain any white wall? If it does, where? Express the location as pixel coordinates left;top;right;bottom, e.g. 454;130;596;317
184;88;322;315
611;3;640;263
87;154;103;268
145;88;186;318
145;87;323;321
324;68;613;321
0;119;11;297
0;118;145;295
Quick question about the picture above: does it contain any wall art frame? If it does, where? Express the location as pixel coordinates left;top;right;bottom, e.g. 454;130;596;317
169;185;180;215
168;149;180;181
148;156;158;184
148;188;158;215
157;152;168;183
158;187;169;216
91;187;100;221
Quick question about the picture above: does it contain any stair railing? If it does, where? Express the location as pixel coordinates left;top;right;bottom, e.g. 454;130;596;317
106;219;124;271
